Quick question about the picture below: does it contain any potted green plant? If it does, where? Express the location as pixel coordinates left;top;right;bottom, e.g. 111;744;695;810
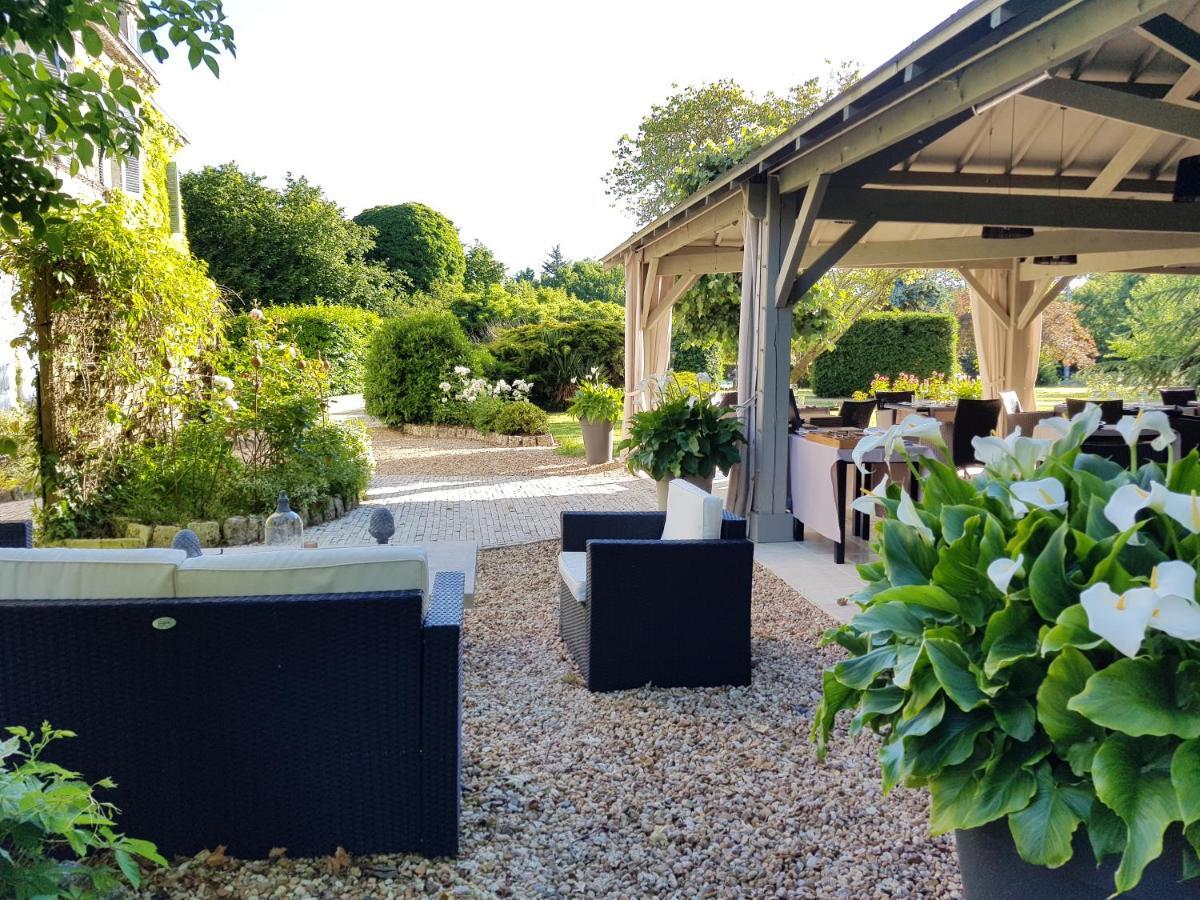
815;405;1200;897
568;368;623;465
618;372;743;509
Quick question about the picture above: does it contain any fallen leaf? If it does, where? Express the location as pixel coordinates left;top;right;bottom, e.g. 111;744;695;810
268;846;287;861
325;845;352;875
561;671;584;686
204;845;228;867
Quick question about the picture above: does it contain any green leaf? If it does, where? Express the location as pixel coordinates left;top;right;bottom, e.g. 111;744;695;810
993;694;1036;742
1089;800;1128;865
1069;657;1200;739
880;518;938;586
1040;604;1103;654
925;638;988;711
114;848;141;887
907;708;993;778
82;26;103;57
1036;647;1103;749
1174;739;1200;827
1093;734;1180;894
982;599;1040;678
872;583;962;616
1028;522;1076;622
851;601;931;639
832;645;897;690
1007;762;1089;868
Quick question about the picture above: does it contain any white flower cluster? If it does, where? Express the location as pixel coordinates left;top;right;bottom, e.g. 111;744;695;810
438;367;533;404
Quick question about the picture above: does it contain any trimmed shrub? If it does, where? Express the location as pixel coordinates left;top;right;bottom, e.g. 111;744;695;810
492;401;549;436
671;335;723;377
810;312;957;398
486;319;624;410
354;202;465;292
363;310;472;426
228;305;381;395
470;396;507;433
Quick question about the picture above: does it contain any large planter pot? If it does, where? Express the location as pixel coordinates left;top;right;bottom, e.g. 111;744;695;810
955;819;1199;899
655;474;714;510
579;418;614;465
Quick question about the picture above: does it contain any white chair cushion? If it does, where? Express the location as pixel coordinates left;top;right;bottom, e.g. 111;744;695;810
0;548;186;600
558;551;587;603
176;546;429;612
661;479;723;541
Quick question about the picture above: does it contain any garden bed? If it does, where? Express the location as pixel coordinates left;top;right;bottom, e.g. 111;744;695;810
399;423;555;448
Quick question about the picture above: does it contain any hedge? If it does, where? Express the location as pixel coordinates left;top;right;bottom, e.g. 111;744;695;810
243;305;382;395
363;310;472;426
486;318;624;410
810;312;957;398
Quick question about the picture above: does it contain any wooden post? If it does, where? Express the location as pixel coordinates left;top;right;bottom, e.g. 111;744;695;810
749;178;795;543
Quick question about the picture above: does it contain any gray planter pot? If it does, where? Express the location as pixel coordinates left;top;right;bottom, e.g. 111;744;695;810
579;418;613;465
955;819;1198;899
655;474;714;510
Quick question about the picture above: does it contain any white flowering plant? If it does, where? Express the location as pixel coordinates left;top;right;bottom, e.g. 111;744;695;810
815;404;1200;894
437;367;532;406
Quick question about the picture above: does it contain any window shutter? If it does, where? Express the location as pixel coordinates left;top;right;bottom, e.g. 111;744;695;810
123;155;142;194
166;161;183;234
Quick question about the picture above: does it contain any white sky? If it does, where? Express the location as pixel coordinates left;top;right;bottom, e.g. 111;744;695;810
154;0;967;275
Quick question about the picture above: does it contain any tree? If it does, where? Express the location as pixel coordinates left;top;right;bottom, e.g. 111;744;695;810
1072;273;1146;357
889;272;957;312
463;240;506;291
558;259;624;303
512;267;536;283
353;202;465;292
181;164;399;311
0;1;234;234
540;245;568;285
1040;299;1098;369
1107;276;1200;385
604;66;857;225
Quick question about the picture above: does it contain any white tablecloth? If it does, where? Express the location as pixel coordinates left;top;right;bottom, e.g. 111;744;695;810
788;434;935;544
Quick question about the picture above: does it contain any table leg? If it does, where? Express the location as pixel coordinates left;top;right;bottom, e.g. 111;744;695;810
835;461;847;565
852;466;863;540
859;464;873;539
793;518;804;541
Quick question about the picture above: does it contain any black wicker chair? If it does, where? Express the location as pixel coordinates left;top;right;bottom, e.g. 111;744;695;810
558;510;752;692
0;523;463;860
808;399;877;429
951;398;1002;468
1081;435;1170;467
1066;397;1124;424
1172;413;1200;457
1162;387;1198;407
874;390;914;408
0;520;32;548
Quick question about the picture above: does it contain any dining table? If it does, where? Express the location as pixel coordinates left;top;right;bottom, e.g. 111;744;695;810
788;430;938;564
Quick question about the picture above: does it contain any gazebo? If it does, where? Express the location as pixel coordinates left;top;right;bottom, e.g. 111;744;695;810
603;0;1200;542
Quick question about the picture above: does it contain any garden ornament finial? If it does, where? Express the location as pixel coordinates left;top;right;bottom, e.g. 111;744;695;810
368;507;395;545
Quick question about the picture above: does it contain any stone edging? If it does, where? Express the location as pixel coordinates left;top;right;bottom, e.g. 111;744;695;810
399;424;555;447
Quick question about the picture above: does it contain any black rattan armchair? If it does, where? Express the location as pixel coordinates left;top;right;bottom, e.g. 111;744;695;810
951;398;1002;468
874;390;914;408
808;399;877;429
1066;397;1124;424
558;510;752;692
0;520;32;548
1162;387;1198;406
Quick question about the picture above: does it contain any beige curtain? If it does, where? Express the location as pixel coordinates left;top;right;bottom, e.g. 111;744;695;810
727;212;760;516
643;275;674;385
622;251;643;433
967;264;1047;414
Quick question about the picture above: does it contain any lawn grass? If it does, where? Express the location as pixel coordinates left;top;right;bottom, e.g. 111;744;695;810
548;412;585;457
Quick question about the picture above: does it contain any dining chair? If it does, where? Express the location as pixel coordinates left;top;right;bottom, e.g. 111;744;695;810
1066;398;1124;424
999;390;1022;415
874;390;914;409
807;399;877;429
951;399;1002;469
1081;434;1169;468
1161;387;1198;407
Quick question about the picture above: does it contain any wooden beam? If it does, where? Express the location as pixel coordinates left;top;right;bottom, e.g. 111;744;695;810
1010;104;1060;170
958;267;1010;323
786;221;876;306
1024;76;1200;141
861;170;1174;195
1017;275;1072;329
776;0;1184;194
819;187;1200;232
1086;67;1200;195
773;174;829;306
802;229;1200;269
1018;245;1200;277
955;107;998;172
1138;14;1200;70
638;258;660;328
642;194;743;260
645;274;700;331
658;249;743;277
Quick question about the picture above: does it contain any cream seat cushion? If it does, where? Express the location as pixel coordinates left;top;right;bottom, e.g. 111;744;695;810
0;548;186;600
175;546;430;612
558;551;587;603
660;479;723;541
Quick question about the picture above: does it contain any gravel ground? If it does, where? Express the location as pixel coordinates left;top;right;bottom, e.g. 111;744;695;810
369;429;626;480
138;542;959;900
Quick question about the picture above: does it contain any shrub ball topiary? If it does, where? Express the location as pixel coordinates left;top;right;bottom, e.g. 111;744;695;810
353;202;465;292
491;400;549;436
486;318;624;410
810;312;957;398
363;310;472;426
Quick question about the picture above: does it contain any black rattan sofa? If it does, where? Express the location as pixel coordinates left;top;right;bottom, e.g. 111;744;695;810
0;521;463;860
558;509;752;692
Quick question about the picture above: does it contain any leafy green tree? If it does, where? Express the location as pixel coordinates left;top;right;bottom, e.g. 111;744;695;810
1072;273;1146;357
0;0;234;234
180;163;398;311
354;202;465;292
888;272;956;312
1107;276;1200;385
512;267;536;283
558;259;623;303
463;240;506;291
540;244;568;285
604;66;857;225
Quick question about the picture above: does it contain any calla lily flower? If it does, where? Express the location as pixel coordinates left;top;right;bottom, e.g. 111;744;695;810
1081;584;1159;658
987;555;1024;594
973;429;1052;479
897;490;934;542
1148;560;1200;640
851;475;890;515
1104;482;1166;533
1035;416;1072;439
1010;477;1068;513
1115;409;1175;452
1163;490;1200;534
851;415;944;474
897;414;946;445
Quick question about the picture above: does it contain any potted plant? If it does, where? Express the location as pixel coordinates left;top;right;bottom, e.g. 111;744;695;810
814;405;1200;897
618;371;743;509
568;369;623;465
